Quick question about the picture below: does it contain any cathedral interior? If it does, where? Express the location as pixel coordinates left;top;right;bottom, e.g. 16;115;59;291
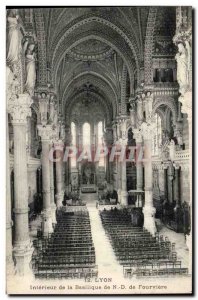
6;7;192;281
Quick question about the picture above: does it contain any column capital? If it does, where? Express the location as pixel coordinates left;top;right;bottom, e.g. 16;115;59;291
173;24;192;45
37;124;54;142
8;93;33;125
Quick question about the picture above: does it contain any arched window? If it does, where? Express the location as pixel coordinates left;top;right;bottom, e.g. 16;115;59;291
71;122;76;167
83;122;91;146
98;121;104;167
152;114;162;156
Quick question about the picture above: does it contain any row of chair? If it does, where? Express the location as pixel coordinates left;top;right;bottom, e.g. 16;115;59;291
33;206;98;279
100;209;188;278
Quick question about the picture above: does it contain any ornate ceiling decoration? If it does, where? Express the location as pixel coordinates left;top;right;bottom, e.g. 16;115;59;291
68;39;114;61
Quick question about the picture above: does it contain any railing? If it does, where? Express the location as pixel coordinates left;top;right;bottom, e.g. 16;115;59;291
153;82;179;96
175;149;190;160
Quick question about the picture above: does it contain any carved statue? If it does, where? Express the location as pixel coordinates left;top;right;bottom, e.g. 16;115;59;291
185;40;192;88
24;43;36;96
116;122;120;140
137;97;143;124
6;9;22;66
6;65;20;100
169;139;176;161
175;43;188;94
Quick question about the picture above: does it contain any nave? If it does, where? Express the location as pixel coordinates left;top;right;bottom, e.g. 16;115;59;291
30;197;189;281
6;8;192;292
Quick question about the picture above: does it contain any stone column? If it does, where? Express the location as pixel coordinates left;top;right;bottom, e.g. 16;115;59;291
8;94;33;275
117;158;122;202
6;114;15;276
121;151;128;206
37;125;53;236
174;9;192;271
50;140;56;224
119;117;128;206
141;122;156;235
133;129;143;206
55;140;64;207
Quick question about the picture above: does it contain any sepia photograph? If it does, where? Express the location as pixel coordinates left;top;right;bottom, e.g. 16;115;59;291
5;5;193;295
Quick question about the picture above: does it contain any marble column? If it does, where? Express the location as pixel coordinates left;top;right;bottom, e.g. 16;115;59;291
117;158;122;202
50;142;56;224
141;122;156;235
133;129;144;206
106;153;110;183
37;125;53;236
174;10;192;272
121;153;128;206
55;140;64;207
120;118;128;206
8;94;33;275
6;114;15;276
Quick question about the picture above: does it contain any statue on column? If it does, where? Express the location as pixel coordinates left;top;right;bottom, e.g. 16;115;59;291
116;121;120;140
169;139;176;161
24;41;36;96
136;95;143;125
185;39;192;88
6;65;19;100
38;92;49;125
175;42;188;94
6;9;22;66
145;91;153;122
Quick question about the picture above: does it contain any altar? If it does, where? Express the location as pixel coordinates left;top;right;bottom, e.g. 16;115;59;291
80;161;97;193
81;184;97;193
128;190;145;207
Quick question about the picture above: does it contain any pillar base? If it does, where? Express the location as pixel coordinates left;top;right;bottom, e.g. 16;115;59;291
13;240;33;276
51;203;57;224
143;205;157;236
6;222;15;276
6;256;16;277
121;190;128;206
55;191;64;208
186;231;192;274
42;209;53;236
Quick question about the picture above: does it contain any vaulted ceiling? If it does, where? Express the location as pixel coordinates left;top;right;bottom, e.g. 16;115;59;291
20;7;176;124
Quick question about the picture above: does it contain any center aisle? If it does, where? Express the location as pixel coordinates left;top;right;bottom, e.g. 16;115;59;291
87;204;123;279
